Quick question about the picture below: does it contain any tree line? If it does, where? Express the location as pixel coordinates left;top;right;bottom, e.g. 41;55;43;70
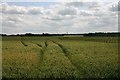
1;32;120;37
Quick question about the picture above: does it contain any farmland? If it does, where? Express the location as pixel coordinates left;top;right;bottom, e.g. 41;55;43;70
2;36;119;79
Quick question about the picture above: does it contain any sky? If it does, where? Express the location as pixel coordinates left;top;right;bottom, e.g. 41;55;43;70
1;0;119;2
0;0;119;34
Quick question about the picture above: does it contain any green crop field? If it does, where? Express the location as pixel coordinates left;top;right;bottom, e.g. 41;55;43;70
2;36;119;79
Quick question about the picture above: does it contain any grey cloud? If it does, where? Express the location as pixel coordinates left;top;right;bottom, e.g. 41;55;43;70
42;16;63;21
27;7;43;15
110;4;118;11
80;11;92;16
118;1;120;11
109;1;120;12
6;16;22;22
88;15;117;29
2;8;26;14
58;7;77;15
42;15;75;21
93;11;106;17
66;2;101;9
66;2;83;7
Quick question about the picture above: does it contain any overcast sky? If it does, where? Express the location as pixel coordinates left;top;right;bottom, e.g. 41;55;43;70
0;0;119;34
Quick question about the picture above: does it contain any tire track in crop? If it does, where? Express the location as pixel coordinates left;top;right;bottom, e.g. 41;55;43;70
40;41;49;61
21;41;28;47
20;36;28;47
45;41;48;47
52;41;68;56
31;41;48;61
51;41;80;74
36;43;42;47
31;42;42;47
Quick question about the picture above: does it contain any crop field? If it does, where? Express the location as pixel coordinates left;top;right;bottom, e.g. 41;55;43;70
2;36;119;79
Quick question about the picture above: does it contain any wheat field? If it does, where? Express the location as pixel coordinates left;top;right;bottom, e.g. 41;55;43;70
2;36;119;79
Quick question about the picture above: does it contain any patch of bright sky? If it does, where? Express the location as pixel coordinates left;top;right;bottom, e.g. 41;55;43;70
102;0;119;3
4;0;119;8
2;0;119;2
7;2;58;7
1;0;56;2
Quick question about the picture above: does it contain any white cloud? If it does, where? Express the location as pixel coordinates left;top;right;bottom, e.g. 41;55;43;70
1;3;44;15
1;1;118;34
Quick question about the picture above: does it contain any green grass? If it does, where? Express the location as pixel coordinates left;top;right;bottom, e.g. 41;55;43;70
2;36;119;79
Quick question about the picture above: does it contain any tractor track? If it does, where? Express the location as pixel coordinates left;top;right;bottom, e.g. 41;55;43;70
20;36;28;47
31;41;48;61
31;42;42;47
52;41;68;56
51;41;80;74
21;41;28;47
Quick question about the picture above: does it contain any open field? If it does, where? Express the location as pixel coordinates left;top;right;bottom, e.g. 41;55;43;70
2;36;119;79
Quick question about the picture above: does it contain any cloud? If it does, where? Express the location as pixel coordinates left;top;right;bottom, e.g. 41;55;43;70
1;3;44;15
65;0;103;9
1;4;27;14
109;2;119;11
27;7;43;15
58;7;77;16
66;2;100;8
80;10;93;16
1;1;118;34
